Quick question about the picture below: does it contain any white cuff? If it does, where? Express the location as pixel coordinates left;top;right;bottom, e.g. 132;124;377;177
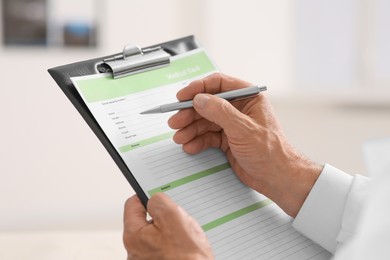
292;164;353;253
336;174;371;245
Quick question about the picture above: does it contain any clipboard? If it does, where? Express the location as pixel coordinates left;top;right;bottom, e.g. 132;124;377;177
48;36;332;259
48;35;200;207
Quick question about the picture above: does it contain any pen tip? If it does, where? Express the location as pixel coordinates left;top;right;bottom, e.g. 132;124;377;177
139;107;161;114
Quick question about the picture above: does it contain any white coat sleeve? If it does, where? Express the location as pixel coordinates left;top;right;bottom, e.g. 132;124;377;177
292;164;371;254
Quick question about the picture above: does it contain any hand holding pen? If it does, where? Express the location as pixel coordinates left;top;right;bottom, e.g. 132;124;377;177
167;73;321;218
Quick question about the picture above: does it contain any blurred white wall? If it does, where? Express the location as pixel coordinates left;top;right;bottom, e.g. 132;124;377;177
0;0;389;234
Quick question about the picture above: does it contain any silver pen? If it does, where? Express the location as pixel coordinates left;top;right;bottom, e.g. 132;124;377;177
140;85;267;114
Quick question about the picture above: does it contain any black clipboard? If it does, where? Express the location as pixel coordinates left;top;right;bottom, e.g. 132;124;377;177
48;35;200;207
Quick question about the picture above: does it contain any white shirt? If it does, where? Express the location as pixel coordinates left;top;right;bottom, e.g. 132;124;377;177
292;164;390;259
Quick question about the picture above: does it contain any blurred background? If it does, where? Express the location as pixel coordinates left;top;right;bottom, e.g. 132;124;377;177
0;0;389;259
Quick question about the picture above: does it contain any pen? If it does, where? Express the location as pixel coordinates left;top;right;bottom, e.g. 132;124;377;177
140;85;267;114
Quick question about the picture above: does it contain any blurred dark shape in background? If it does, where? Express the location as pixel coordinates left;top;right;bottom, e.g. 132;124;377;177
63;21;96;47
2;0;47;46
1;0;98;47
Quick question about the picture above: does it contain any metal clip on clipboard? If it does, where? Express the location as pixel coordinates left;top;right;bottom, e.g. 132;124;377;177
98;44;171;79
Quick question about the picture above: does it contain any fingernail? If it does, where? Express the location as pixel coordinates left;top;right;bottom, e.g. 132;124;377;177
193;94;209;109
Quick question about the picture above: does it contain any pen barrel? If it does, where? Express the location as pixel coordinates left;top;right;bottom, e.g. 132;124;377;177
157;85;266;113
160;100;194;113
214;85;264;101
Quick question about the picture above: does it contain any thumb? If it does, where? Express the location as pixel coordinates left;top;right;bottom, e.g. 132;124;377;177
148;193;205;236
147;193;184;225
123;195;148;233
193;94;248;136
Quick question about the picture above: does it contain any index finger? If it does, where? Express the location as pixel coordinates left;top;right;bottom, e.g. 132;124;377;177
176;73;253;101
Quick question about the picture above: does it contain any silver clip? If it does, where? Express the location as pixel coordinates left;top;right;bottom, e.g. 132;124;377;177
103;44;170;79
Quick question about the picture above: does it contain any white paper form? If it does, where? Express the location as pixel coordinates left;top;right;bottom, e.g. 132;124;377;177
72;49;331;259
